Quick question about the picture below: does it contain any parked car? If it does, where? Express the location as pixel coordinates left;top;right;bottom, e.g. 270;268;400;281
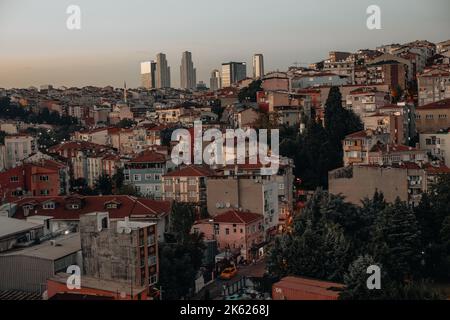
220;266;237;280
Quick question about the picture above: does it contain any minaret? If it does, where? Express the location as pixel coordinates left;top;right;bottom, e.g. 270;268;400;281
124;81;128;103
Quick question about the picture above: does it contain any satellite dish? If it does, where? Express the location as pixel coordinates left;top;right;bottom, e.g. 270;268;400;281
216;202;221;208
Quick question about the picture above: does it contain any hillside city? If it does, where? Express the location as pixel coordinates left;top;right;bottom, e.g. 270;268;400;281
1;38;450;301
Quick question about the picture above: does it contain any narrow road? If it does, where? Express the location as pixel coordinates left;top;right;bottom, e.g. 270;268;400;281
193;259;267;300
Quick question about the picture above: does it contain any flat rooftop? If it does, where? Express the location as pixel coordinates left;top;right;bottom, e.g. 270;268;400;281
0;216;42;239
50;273;147;296
1;233;81;261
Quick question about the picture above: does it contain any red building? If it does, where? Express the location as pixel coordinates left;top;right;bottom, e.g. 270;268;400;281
0;160;68;201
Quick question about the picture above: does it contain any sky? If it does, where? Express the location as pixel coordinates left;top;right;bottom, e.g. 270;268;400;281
0;0;449;89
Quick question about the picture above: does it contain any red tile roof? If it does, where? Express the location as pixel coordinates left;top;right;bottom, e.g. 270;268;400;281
12;195;172;220
164;165;216;177
130;150;167;163
213;210;263;224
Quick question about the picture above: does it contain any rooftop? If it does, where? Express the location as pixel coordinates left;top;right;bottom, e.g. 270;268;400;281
0;216;42;239
1;233;81;261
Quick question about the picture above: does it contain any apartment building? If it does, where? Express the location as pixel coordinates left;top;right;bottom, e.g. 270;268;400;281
193;210;265;261
329;163;450;206
363;113;405;144
124;150;169;199
162;165;214;207
79;212;158;294
418;68;450;106
3;134;37;169
206;175;278;236
345;87;389;118
415;99;450;133
420;132;450;165
343;129;390;166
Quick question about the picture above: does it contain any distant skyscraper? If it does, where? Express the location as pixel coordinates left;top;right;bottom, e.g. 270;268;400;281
140;61;157;89
180;51;196;90
156;53;171;88
252;54;264;79
221;62;247;87
210;69;222;91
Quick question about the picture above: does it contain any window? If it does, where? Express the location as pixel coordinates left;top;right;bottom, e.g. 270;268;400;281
189;191;196;198
133;174;141;181
189;178;196;186
225;228;230;235
148;255;157;266
147;234;155;246
165;180;172;186
149;274;158;285
43;202;55;209
154;174;161;181
145;174;152;180
68;203;79;210
39;175;49;181
124;174;130;181
10;176;19;182
106;203;118;209
40;189;50;195
101;217;108;229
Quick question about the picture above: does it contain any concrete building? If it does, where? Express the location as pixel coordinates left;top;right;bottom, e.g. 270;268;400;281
415;99;450;133
156;53;171;89
368;143;428;166
345;87;390;118
140;61;157;89
291;73;351;89
365;61;407;90
329;163;450;206
4;134;37;169
222;62;247;88
210;69;222;91
0;233;81;293
162;165;214;207
180;51;196;90
418;68;450;106
363;113;405;144
343;129;390;166
420;132;450;165
206;175;278;236
79;212;158;295
252;54;264;79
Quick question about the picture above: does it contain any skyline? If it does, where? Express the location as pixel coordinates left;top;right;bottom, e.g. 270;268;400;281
0;0;449;88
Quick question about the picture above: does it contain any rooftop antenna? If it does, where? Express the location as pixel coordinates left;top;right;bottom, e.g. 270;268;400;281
124;81;128;104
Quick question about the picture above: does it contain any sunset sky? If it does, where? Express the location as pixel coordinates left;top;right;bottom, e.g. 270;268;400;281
0;0;449;88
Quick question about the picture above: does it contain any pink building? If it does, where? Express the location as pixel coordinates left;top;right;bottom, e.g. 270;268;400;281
193;210;265;261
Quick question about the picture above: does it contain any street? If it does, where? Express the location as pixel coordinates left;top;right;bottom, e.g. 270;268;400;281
192;259;267;300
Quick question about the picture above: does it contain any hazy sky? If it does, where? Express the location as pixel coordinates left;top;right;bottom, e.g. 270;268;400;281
0;0;449;89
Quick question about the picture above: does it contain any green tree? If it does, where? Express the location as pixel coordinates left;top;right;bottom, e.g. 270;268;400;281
372;198;421;281
118;118;136;128
170;202;197;244
238;80;262;102
340;255;385;300
94;174;113;195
